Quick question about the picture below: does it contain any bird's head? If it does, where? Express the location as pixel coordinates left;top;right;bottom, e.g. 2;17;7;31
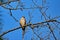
22;16;25;18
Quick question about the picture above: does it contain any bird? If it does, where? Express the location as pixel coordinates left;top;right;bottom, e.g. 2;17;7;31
20;16;26;31
20;16;26;40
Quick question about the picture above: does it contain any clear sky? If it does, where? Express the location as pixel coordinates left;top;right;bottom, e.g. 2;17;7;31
0;0;60;40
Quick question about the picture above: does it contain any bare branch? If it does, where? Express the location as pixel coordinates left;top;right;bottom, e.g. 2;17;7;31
9;9;19;22
0;0;19;5
0;27;21;37
47;23;57;40
0;19;57;37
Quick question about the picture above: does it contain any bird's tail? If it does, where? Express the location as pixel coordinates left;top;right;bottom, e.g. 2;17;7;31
22;30;25;40
22;26;26;31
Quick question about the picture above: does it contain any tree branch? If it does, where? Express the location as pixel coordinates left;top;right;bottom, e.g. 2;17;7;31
0;19;57;37
0;27;21;37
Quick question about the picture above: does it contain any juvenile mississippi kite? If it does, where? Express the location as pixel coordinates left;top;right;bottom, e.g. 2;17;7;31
20;16;26;31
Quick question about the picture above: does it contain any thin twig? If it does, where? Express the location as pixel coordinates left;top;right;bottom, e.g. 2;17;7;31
47;23;57;40
9;9;19;22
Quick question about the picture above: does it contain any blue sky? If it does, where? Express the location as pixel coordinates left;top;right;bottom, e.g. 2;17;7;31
0;0;60;40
